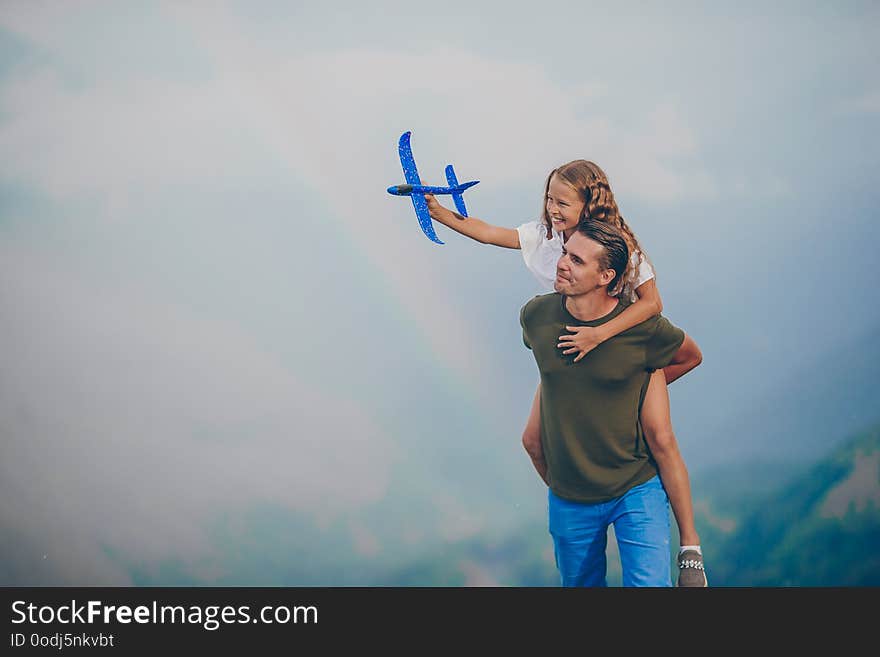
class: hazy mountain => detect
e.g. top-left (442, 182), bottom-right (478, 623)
top-left (698, 423), bottom-right (880, 586)
top-left (16, 322), bottom-right (874, 587)
top-left (375, 423), bottom-right (880, 586)
top-left (51, 420), bottom-right (876, 588)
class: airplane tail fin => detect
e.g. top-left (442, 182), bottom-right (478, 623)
top-left (445, 165), bottom-right (478, 217)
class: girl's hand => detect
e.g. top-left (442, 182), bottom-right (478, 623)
top-left (424, 194), bottom-right (460, 222)
top-left (558, 325), bottom-right (606, 362)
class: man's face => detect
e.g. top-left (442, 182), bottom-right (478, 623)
top-left (554, 231), bottom-right (615, 297)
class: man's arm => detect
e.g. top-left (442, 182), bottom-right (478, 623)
top-left (662, 333), bottom-right (702, 384)
top-left (522, 383), bottom-right (549, 486)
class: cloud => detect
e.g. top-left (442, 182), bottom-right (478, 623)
top-left (0, 2), bottom-right (91, 49)
top-left (0, 6), bottom-right (720, 387)
top-left (0, 243), bottom-right (392, 583)
top-left (837, 91), bottom-right (880, 114)
top-left (820, 451), bottom-right (880, 518)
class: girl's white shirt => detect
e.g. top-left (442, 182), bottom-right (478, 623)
top-left (516, 220), bottom-right (654, 302)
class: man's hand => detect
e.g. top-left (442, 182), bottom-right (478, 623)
top-left (558, 325), bottom-right (606, 363)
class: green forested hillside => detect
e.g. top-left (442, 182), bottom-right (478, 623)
top-left (699, 424), bottom-right (880, 586)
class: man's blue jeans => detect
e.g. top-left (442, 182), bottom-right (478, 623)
top-left (548, 475), bottom-right (671, 587)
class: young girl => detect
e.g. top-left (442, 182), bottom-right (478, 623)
top-left (424, 160), bottom-right (708, 586)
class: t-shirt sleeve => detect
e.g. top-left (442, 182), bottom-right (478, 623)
top-left (516, 220), bottom-right (542, 274)
top-left (645, 316), bottom-right (684, 371)
top-left (633, 250), bottom-right (656, 289)
top-left (520, 303), bottom-right (532, 350)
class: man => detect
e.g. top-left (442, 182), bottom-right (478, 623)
top-left (519, 220), bottom-right (694, 587)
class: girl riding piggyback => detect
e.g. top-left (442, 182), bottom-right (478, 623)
top-left (424, 160), bottom-right (708, 586)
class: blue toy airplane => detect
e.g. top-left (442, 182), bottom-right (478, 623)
top-left (387, 131), bottom-right (479, 244)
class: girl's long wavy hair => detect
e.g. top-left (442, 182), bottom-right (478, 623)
top-left (541, 160), bottom-right (650, 298)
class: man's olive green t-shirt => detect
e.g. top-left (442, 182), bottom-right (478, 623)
top-left (520, 293), bottom-right (685, 503)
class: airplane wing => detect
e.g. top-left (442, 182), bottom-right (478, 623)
top-left (398, 132), bottom-right (421, 186)
top-left (398, 131), bottom-right (443, 244)
top-left (410, 192), bottom-right (444, 245)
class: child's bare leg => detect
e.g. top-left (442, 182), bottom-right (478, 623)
top-left (640, 370), bottom-right (700, 547)
top-left (521, 383), bottom-right (549, 486)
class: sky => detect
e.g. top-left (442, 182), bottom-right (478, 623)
top-left (1, 1), bottom-right (878, 584)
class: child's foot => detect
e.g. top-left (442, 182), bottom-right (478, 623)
top-left (677, 549), bottom-right (708, 587)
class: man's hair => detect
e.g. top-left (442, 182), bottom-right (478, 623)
top-left (577, 219), bottom-right (629, 295)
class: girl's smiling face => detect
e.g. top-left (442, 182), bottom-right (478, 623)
top-left (545, 174), bottom-right (585, 237)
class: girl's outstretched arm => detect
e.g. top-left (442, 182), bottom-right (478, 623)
top-left (424, 194), bottom-right (520, 249)
top-left (558, 278), bottom-right (662, 362)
